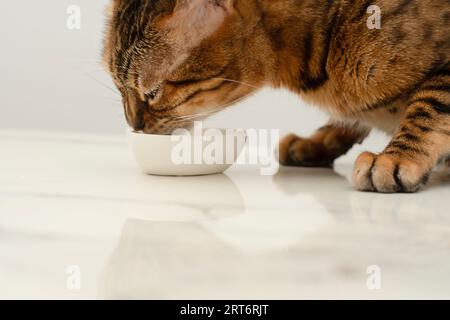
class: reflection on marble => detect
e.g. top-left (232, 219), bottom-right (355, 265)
top-left (0, 130), bottom-right (449, 299)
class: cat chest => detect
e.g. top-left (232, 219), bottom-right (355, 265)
top-left (300, 85), bottom-right (406, 134)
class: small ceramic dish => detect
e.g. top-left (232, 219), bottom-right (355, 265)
top-left (127, 128), bottom-right (247, 176)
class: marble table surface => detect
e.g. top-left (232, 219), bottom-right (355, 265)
top-left (1, 129), bottom-right (449, 299)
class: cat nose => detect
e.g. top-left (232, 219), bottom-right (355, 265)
top-left (123, 92), bottom-right (146, 131)
top-left (132, 110), bottom-right (145, 131)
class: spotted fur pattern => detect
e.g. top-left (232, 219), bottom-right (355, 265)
top-left (103, 0), bottom-right (450, 192)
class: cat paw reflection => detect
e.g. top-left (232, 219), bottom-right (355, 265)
top-left (273, 164), bottom-right (450, 223)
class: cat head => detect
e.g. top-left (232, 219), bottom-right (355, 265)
top-left (103, 0), bottom-right (269, 134)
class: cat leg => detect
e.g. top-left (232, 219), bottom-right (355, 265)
top-left (279, 122), bottom-right (370, 167)
top-left (353, 68), bottom-right (450, 193)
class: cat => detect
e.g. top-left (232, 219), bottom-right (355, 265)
top-left (103, 0), bottom-right (450, 193)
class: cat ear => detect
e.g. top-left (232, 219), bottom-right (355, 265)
top-left (164, 0), bottom-right (235, 49)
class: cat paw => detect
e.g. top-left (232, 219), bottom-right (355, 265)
top-left (278, 134), bottom-right (333, 167)
top-left (352, 151), bottom-right (431, 193)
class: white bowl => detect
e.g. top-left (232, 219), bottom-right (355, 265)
top-left (127, 128), bottom-right (247, 176)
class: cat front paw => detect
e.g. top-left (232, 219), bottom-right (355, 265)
top-left (352, 152), bottom-right (431, 193)
top-left (278, 134), bottom-right (333, 167)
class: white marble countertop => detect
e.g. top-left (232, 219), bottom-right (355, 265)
top-left (1, 129), bottom-right (449, 299)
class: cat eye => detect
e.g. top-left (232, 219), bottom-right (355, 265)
top-left (145, 88), bottom-right (159, 100)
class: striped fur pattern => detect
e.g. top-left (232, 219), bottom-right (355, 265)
top-left (103, 0), bottom-right (450, 193)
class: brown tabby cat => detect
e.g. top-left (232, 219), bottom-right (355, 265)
top-left (103, 0), bottom-right (450, 193)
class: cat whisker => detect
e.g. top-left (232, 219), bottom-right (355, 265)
top-left (85, 69), bottom-right (129, 79)
top-left (105, 97), bottom-right (123, 106)
top-left (169, 90), bottom-right (257, 123)
top-left (85, 73), bottom-right (121, 97)
top-left (212, 77), bottom-right (261, 89)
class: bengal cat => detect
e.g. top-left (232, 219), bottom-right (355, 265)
top-left (103, 0), bottom-right (450, 193)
